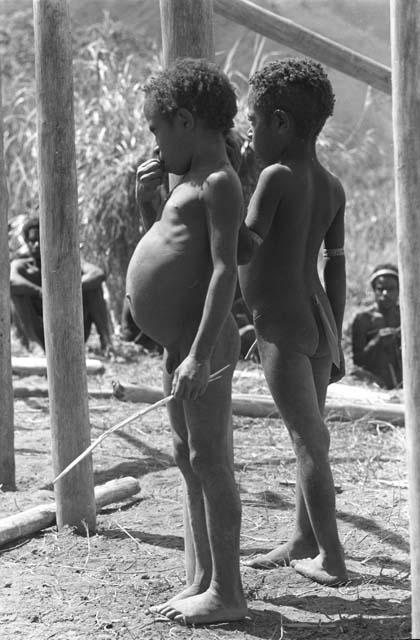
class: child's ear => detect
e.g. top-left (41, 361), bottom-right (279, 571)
top-left (176, 107), bottom-right (194, 130)
top-left (273, 109), bottom-right (291, 133)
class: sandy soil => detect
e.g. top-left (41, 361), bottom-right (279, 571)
top-left (0, 341), bottom-right (411, 639)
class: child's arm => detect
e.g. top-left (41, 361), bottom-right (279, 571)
top-left (323, 185), bottom-right (346, 382)
top-left (171, 172), bottom-right (242, 400)
top-left (237, 164), bottom-right (284, 264)
top-left (135, 158), bottom-right (166, 231)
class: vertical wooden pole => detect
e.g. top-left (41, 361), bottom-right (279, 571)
top-left (159, 0), bottom-right (215, 191)
top-left (159, 0), bottom-right (215, 67)
top-left (0, 62), bottom-right (15, 491)
top-left (33, 0), bottom-right (95, 532)
top-left (390, 1), bottom-right (420, 636)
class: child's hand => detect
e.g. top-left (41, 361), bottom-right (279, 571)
top-left (171, 355), bottom-right (211, 400)
top-left (135, 158), bottom-right (164, 206)
top-left (329, 343), bottom-right (345, 384)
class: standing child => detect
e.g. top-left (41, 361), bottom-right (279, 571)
top-left (126, 59), bottom-right (247, 624)
top-left (238, 57), bottom-right (348, 586)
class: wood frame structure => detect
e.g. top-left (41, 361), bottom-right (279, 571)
top-left (390, 1), bottom-right (420, 635)
top-left (214, 0), bottom-right (391, 94)
top-left (33, 0), bottom-right (95, 532)
top-left (0, 62), bottom-right (15, 491)
top-left (2, 2), bottom-right (418, 632)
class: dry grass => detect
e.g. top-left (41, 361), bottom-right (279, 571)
top-left (0, 347), bottom-right (411, 639)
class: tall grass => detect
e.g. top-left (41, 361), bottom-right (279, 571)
top-left (3, 13), bottom-right (396, 326)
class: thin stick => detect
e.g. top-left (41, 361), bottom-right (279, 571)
top-left (244, 338), bottom-right (258, 361)
top-left (53, 365), bottom-right (231, 484)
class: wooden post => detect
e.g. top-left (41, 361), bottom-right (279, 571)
top-left (33, 0), bottom-right (95, 532)
top-left (214, 0), bottom-right (391, 95)
top-left (390, 1), bottom-right (420, 636)
top-left (0, 62), bottom-right (15, 491)
top-left (159, 0), bottom-right (215, 66)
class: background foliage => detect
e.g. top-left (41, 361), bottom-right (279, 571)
top-left (3, 8), bottom-right (396, 324)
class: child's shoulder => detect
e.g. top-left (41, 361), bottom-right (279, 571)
top-left (257, 162), bottom-right (292, 191)
top-left (201, 164), bottom-right (243, 209)
top-left (321, 165), bottom-right (345, 204)
top-left (203, 163), bottom-right (242, 192)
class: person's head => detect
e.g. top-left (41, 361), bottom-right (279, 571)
top-left (370, 263), bottom-right (399, 312)
top-left (224, 128), bottom-right (244, 173)
top-left (247, 57), bottom-right (335, 163)
top-left (22, 217), bottom-right (40, 260)
top-left (143, 58), bottom-right (237, 174)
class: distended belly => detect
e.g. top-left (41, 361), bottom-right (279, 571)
top-left (126, 234), bottom-right (207, 348)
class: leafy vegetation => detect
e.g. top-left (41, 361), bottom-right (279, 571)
top-left (3, 11), bottom-right (396, 323)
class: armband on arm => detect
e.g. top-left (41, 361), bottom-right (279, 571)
top-left (323, 247), bottom-right (345, 258)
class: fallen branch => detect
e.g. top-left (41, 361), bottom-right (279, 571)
top-left (113, 382), bottom-right (405, 425)
top-left (0, 477), bottom-right (140, 547)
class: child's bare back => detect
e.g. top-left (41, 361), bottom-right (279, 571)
top-left (240, 160), bottom-right (344, 362)
top-left (238, 57), bottom-right (347, 586)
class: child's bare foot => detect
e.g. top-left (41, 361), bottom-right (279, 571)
top-left (244, 540), bottom-right (318, 569)
top-left (149, 583), bottom-right (208, 614)
top-left (291, 554), bottom-right (348, 586)
top-left (155, 588), bottom-right (248, 625)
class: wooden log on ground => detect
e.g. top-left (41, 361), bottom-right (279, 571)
top-left (13, 385), bottom-right (113, 399)
top-left (12, 356), bottom-right (105, 377)
top-left (214, 0), bottom-right (391, 95)
top-left (390, 1), bottom-right (420, 634)
top-left (33, 0), bottom-right (95, 533)
top-left (0, 477), bottom-right (140, 547)
top-left (112, 382), bottom-right (405, 425)
top-left (0, 60), bottom-right (15, 490)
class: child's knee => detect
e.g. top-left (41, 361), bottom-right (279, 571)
top-left (173, 437), bottom-right (190, 471)
top-left (290, 421), bottom-right (330, 458)
top-left (189, 445), bottom-right (225, 480)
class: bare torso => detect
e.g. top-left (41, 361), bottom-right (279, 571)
top-left (126, 181), bottom-right (211, 349)
top-left (239, 161), bottom-right (344, 355)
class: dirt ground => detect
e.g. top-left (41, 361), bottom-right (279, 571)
top-left (0, 339), bottom-right (411, 640)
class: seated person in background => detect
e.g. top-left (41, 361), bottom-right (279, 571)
top-left (351, 263), bottom-right (402, 389)
top-left (10, 217), bottom-right (113, 354)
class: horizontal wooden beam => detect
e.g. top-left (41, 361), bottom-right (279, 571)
top-left (12, 356), bottom-right (105, 377)
top-left (214, 0), bottom-right (391, 94)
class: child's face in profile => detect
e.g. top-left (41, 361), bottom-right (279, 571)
top-left (144, 97), bottom-right (192, 175)
top-left (247, 94), bottom-right (275, 164)
top-left (373, 275), bottom-right (399, 312)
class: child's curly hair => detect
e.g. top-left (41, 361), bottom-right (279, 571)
top-left (249, 57), bottom-right (335, 138)
top-left (143, 58), bottom-right (237, 132)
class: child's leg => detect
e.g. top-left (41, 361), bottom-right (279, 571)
top-left (150, 359), bottom-right (212, 613)
top-left (82, 286), bottom-right (112, 349)
top-left (11, 295), bottom-right (45, 350)
top-left (290, 353), bottom-right (346, 584)
top-left (252, 339), bottom-right (347, 585)
top-left (159, 315), bottom-right (247, 624)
